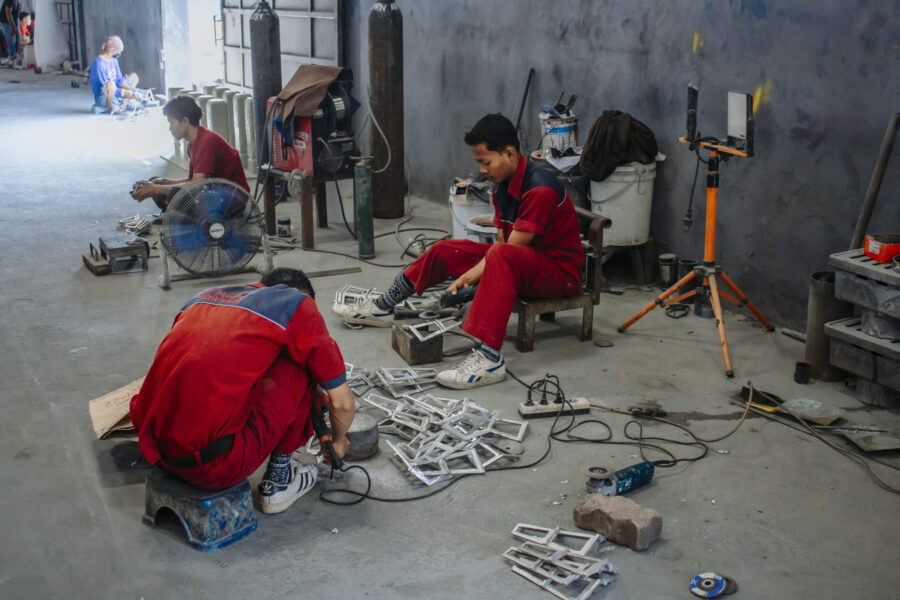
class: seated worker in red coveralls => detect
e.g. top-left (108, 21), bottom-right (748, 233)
top-left (131, 95), bottom-right (249, 215)
top-left (333, 113), bottom-right (584, 390)
top-left (130, 268), bottom-right (355, 514)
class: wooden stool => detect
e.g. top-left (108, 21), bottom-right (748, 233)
top-left (513, 291), bottom-right (594, 352)
top-left (143, 467), bottom-right (258, 552)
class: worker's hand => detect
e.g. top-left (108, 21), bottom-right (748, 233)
top-left (448, 272), bottom-right (478, 294)
top-left (322, 436), bottom-right (350, 465)
top-left (131, 181), bottom-right (155, 202)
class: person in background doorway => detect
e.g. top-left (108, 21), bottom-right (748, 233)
top-left (89, 35), bottom-right (140, 113)
top-left (0, 0), bottom-right (21, 63)
top-left (17, 11), bottom-right (31, 46)
top-left (131, 95), bottom-right (249, 215)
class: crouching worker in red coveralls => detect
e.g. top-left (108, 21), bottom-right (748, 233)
top-left (333, 113), bottom-right (584, 390)
top-left (131, 268), bottom-right (355, 514)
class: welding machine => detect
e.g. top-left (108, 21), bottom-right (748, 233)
top-left (268, 68), bottom-right (356, 180)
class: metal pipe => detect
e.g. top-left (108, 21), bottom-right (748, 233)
top-left (249, 0), bottom-right (282, 167)
top-left (850, 112), bottom-right (900, 249)
top-left (515, 68), bottom-right (535, 133)
top-left (243, 95), bottom-right (257, 172)
top-left (803, 271), bottom-right (853, 381)
top-left (369, 0), bottom-right (404, 218)
top-left (355, 160), bottom-right (375, 259)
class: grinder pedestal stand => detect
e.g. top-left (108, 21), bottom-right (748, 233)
top-left (617, 143), bottom-right (774, 377)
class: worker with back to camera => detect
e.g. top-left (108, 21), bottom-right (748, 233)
top-left (333, 113), bottom-right (585, 390)
top-left (131, 95), bottom-right (249, 215)
top-left (89, 36), bottom-right (141, 113)
top-left (130, 268), bottom-right (356, 514)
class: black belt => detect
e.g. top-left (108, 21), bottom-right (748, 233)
top-left (162, 434), bottom-right (235, 469)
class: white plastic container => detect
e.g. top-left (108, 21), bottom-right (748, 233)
top-left (589, 162), bottom-right (657, 246)
top-left (448, 187), bottom-right (491, 240)
top-left (466, 214), bottom-right (498, 244)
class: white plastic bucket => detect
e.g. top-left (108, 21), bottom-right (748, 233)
top-left (466, 214), bottom-right (498, 244)
top-left (448, 187), bottom-right (491, 240)
top-left (589, 162), bottom-right (657, 246)
top-left (539, 113), bottom-right (578, 152)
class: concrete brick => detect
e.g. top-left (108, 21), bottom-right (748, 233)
top-left (573, 494), bottom-right (662, 551)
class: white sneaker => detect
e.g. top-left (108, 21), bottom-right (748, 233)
top-left (436, 350), bottom-right (507, 390)
top-left (258, 460), bottom-right (318, 514)
top-left (331, 297), bottom-right (394, 328)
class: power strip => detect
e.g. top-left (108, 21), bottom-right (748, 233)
top-left (517, 396), bottom-right (591, 419)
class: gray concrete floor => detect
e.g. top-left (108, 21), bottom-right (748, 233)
top-left (2, 71), bottom-right (899, 600)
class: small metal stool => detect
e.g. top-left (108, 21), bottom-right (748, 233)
top-left (100, 235), bottom-right (150, 273)
top-left (143, 467), bottom-right (258, 552)
top-left (513, 291), bottom-right (594, 352)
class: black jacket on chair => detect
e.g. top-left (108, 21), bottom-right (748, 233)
top-left (578, 110), bottom-right (658, 182)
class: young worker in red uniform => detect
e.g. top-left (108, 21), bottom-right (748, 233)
top-left (131, 95), bottom-right (249, 213)
top-left (333, 113), bottom-right (584, 390)
top-left (131, 268), bottom-right (355, 514)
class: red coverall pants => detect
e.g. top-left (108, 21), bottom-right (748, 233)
top-left (166, 356), bottom-right (315, 489)
top-left (403, 240), bottom-right (582, 350)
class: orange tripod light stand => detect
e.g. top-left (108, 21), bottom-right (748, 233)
top-left (617, 87), bottom-right (774, 377)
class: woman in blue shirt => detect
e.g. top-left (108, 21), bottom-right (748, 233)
top-left (89, 36), bottom-right (140, 113)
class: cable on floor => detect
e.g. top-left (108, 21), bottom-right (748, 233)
top-left (722, 378), bottom-right (900, 494)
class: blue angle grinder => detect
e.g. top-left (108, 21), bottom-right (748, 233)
top-left (585, 462), bottom-right (655, 495)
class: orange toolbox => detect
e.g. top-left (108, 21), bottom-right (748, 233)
top-left (863, 234), bottom-right (900, 263)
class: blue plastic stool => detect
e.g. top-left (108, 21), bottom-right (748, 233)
top-left (143, 467), bottom-right (258, 552)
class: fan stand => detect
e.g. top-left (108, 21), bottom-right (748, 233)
top-left (158, 232), bottom-right (275, 290)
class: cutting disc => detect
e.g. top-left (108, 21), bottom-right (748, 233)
top-left (689, 572), bottom-right (737, 598)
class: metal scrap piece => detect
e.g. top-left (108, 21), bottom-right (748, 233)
top-left (510, 524), bottom-right (603, 555)
top-left (403, 317), bottom-right (460, 341)
top-left (511, 564), bottom-right (610, 600)
top-left (487, 418), bottom-right (529, 442)
top-left (505, 523), bottom-right (615, 599)
top-left (333, 284), bottom-right (382, 305)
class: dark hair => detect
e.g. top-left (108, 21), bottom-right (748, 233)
top-left (260, 268), bottom-right (315, 298)
top-left (464, 113), bottom-right (519, 153)
top-left (163, 95), bottom-right (202, 126)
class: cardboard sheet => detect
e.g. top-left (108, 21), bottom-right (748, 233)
top-left (88, 377), bottom-right (143, 439)
top-left (277, 64), bottom-right (344, 120)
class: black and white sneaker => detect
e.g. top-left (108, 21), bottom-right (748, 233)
top-left (331, 297), bottom-right (394, 328)
top-left (258, 460), bottom-right (318, 514)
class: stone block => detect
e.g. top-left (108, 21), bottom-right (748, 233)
top-left (573, 494), bottom-right (662, 551)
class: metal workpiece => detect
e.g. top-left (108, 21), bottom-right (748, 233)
top-left (374, 367), bottom-right (438, 398)
top-left (117, 215), bottom-right (151, 236)
top-left (362, 389), bottom-right (528, 485)
top-left (505, 524), bottom-right (616, 600)
top-left (334, 284), bottom-right (382, 307)
top-left (403, 317), bottom-right (460, 342)
top-left (344, 362), bottom-right (374, 392)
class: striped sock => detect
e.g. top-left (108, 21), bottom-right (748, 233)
top-left (267, 452), bottom-right (292, 484)
top-left (374, 274), bottom-right (415, 310)
top-left (478, 343), bottom-right (501, 363)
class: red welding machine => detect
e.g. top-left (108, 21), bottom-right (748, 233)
top-left (268, 68), bottom-right (356, 180)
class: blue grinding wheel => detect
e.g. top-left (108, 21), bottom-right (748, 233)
top-left (690, 572), bottom-right (737, 598)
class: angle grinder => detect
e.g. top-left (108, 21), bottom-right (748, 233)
top-left (584, 461), bottom-right (655, 496)
top-left (440, 285), bottom-right (478, 308)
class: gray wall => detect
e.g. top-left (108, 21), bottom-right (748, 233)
top-left (82, 0), bottom-right (187, 92)
top-left (344, 0), bottom-right (900, 328)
